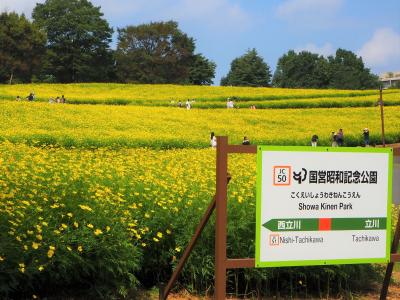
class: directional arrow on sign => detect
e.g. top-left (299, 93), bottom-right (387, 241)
top-left (263, 217), bottom-right (386, 232)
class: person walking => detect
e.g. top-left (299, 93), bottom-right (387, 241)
top-left (331, 132), bottom-right (338, 147)
top-left (311, 134), bottom-right (318, 147)
top-left (242, 136), bottom-right (250, 145)
top-left (61, 95), bottom-right (66, 103)
top-left (16, 95), bottom-right (21, 101)
top-left (210, 132), bottom-right (217, 148)
top-left (337, 129), bottom-right (344, 146)
top-left (186, 99), bottom-right (191, 110)
top-left (363, 128), bottom-right (370, 147)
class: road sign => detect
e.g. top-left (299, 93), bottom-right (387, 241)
top-left (256, 146), bottom-right (393, 267)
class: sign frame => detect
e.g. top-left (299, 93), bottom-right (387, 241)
top-left (256, 145), bottom-right (393, 268)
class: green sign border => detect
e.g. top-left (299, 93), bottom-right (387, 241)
top-left (255, 146), bottom-right (393, 268)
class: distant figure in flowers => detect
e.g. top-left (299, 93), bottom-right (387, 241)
top-left (26, 92), bottom-right (34, 101)
top-left (16, 95), bottom-right (21, 101)
top-left (61, 95), bottom-right (66, 103)
top-left (186, 99), bottom-right (191, 110)
top-left (210, 132), bottom-right (217, 148)
top-left (363, 128), bottom-right (370, 147)
top-left (56, 96), bottom-right (60, 103)
top-left (242, 136), bottom-right (250, 145)
top-left (331, 132), bottom-right (338, 147)
top-left (178, 101), bottom-right (182, 108)
top-left (336, 128), bottom-right (344, 146)
top-left (227, 98), bottom-right (234, 109)
top-left (311, 134), bottom-right (318, 147)
top-left (49, 97), bottom-right (54, 104)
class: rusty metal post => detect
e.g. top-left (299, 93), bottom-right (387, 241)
top-left (160, 196), bottom-right (217, 299)
top-left (215, 136), bottom-right (228, 299)
top-left (380, 208), bottom-right (400, 299)
top-left (379, 87), bottom-right (386, 147)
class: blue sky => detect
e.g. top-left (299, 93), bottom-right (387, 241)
top-left (2, 0), bottom-right (400, 84)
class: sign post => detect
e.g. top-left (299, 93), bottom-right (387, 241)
top-left (160, 139), bottom-right (399, 300)
top-left (256, 146), bottom-right (393, 267)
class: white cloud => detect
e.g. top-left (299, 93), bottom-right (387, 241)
top-left (295, 43), bottom-right (335, 57)
top-left (358, 28), bottom-right (400, 68)
top-left (277, 0), bottom-right (343, 18)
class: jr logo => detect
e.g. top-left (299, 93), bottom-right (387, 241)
top-left (269, 234), bottom-right (280, 246)
top-left (273, 166), bottom-right (291, 186)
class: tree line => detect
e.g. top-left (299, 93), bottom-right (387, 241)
top-left (0, 0), bottom-right (379, 89)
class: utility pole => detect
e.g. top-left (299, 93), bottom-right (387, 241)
top-left (379, 86), bottom-right (386, 147)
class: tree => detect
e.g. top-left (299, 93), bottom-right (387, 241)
top-left (188, 54), bottom-right (216, 85)
top-left (328, 48), bottom-right (379, 89)
top-left (0, 12), bottom-right (46, 84)
top-left (116, 21), bottom-right (197, 84)
top-left (221, 49), bottom-right (271, 87)
top-left (32, 0), bottom-right (114, 83)
top-left (273, 50), bottom-right (329, 88)
top-left (273, 48), bottom-right (379, 89)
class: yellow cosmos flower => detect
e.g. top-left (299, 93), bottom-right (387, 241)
top-left (47, 246), bottom-right (55, 258)
top-left (94, 229), bottom-right (103, 235)
top-left (32, 242), bottom-right (40, 249)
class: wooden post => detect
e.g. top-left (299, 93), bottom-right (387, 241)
top-left (379, 87), bottom-right (386, 147)
top-left (215, 136), bottom-right (228, 299)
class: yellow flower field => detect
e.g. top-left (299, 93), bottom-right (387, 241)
top-left (1, 83), bottom-right (399, 108)
top-left (1, 84), bottom-right (399, 297)
top-left (1, 101), bottom-right (399, 148)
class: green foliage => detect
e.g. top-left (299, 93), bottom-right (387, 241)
top-left (273, 49), bottom-right (380, 90)
top-left (221, 49), bottom-right (272, 87)
top-left (116, 21), bottom-right (196, 84)
top-left (328, 49), bottom-right (380, 89)
top-left (0, 12), bottom-right (46, 84)
top-left (32, 0), bottom-right (114, 83)
top-left (273, 50), bottom-right (329, 88)
top-left (188, 54), bottom-right (216, 85)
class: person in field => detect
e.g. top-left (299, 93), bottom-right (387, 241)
top-left (49, 97), bottom-right (54, 104)
top-left (16, 95), bottom-right (21, 101)
top-left (61, 95), bottom-right (66, 103)
top-left (186, 99), bottom-right (191, 110)
top-left (337, 128), bottom-right (344, 146)
top-left (242, 136), bottom-right (250, 145)
top-left (331, 132), bottom-right (338, 147)
top-left (227, 98), bottom-right (234, 109)
top-left (210, 132), bottom-right (217, 148)
top-left (178, 101), bottom-right (182, 108)
top-left (26, 92), bottom-right (34, 101)
top-left (311, 134), bottom-right (318, 147)
top-left (55, 96), bottom-right (60, 103)
top-left (363, 128), bottom-right (370, 147)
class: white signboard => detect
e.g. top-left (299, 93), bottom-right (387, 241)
top-left (256, 146), bottom-right (393, 267)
